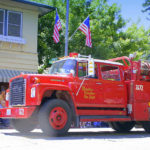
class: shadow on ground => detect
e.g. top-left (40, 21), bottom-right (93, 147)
top-left (2, 128), bottom-right (150, 141)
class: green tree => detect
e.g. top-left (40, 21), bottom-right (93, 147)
top-left (31, 0), bottom-right (150, 73)
top-left (143, 0), bottom-right (150, 13)
top-left (31, 0), bottom-right (126, 72)
top-left (112, 24), bottom-right (150, 60)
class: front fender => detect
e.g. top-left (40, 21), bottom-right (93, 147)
top-left (36, 83), bottom-right (78, 127)
top-left (36, 83), bottom-right (74, 105)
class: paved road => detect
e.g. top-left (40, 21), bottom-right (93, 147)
top-left (0, 128), bottom-right (150, 150)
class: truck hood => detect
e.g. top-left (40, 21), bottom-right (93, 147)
top-left (10, 73), bottom-right (75, 85)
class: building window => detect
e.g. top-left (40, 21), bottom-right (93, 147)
top-left (0, 9), bottom-right (4, 35)
top-left (7, 11), bottom-right (22, 37)
top-left (0, 9), bottom-right (22, 37)
top-left (0, 9), bottom-right (25, 44)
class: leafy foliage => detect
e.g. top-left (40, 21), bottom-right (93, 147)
top-left (143, 0), bottom-right (150, 13)
top-left (30, 0), bottom-right (150, 72)
top-left (112, 24), bottom-right (150, 60)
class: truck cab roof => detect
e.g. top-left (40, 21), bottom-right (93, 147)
top-left (55, 57), bottom-right (123, 66)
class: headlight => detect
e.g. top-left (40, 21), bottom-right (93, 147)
top-left (31, 87), bottom-right (36, 98)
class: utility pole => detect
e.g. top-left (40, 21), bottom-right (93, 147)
top-left (65, 0), bottom-right (69, 56)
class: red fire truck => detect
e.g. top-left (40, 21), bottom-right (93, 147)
top-left (0, 53), bottom-right (150, 136)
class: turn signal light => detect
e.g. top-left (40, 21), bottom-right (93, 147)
top-left (32, 77), bottom-right (40, 84)
top-left (35, 77), bottom-right (40, 84)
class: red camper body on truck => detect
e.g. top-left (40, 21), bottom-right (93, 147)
top-left (1, 53), bottom-right (150, 136)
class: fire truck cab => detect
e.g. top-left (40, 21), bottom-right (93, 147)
top-left (0, 53), bottom-right (150, 136)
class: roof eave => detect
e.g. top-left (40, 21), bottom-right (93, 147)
top-left (11, 0), bottom-right (56, 16)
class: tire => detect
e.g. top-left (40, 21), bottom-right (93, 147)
top-left (11, 117), bottom-right (38, 133)
top-left (109, 121), bottom-right (135, 132)
top-left (38, 99), bottom-right (72, 136)
top-left (141, 121), bottom-right (150, 133)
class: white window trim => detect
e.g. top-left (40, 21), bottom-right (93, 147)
top-left (0, 9), bottom-right (25, 44)
top-left (0, 35), bottom-right (26, 44)
top-left (7, 10), bottom-right (23, 37)
top-left (0, 9), bottom-right (5, 36)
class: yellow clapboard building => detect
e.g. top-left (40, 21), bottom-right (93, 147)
top-left (0, 0), bottom-right (55, 88)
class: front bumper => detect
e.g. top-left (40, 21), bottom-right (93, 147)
top-left (0, 107), bottom-right (36, 118)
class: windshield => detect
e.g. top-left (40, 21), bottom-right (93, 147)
top-left (49, 59), bottom-right (77, 76)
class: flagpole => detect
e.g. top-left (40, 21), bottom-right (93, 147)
top-left (65, 0), bottom-right (69, 56)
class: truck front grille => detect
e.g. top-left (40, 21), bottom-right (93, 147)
top-left (10, 77), bottom-right (26, 106)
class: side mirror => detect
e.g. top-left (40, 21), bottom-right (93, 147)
top-left (88, 58), bottom-right (95, 76)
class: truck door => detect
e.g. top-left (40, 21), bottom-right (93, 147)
top-left (100, 65), bottom-right (126, 108)
top-left (75, 62), bottom-right (104, 107)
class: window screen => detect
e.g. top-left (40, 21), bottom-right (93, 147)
top-left (101, 65), bottom-right (121, 81)
top-left (7, 11), bottom-right (22, 37)
top-left (0, 10), bottom-right (4, 35)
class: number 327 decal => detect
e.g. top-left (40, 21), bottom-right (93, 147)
top-left (136, 85), bottom-right (143, 91)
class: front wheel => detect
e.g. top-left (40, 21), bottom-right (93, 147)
top-left (109, 121), bottom-right (135, 132)
top-left (11, 117), bottom-right (38, 133)
top-left (38, 99), bottom-right (72, 136)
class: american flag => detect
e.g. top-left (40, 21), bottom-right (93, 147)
top-left (79, 16), bottom-right (92, 48)
top-left (53, 11), bottom-right (62, 43)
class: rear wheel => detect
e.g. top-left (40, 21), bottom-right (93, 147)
top-left (109, 121), bottom-right (135, 132)
top-left (38, 99), bottom-right (72, 136)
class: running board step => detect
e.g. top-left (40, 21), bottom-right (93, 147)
top-left (80, 115), bottom-right (130, 120)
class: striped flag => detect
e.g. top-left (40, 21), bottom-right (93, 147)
top-left (79, 16), bottom-right (92, 48)
top-left (53, 11), bottom-right (62, 43)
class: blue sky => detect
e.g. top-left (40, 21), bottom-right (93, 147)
top-left (108, 0), bottom-right (150, 30)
